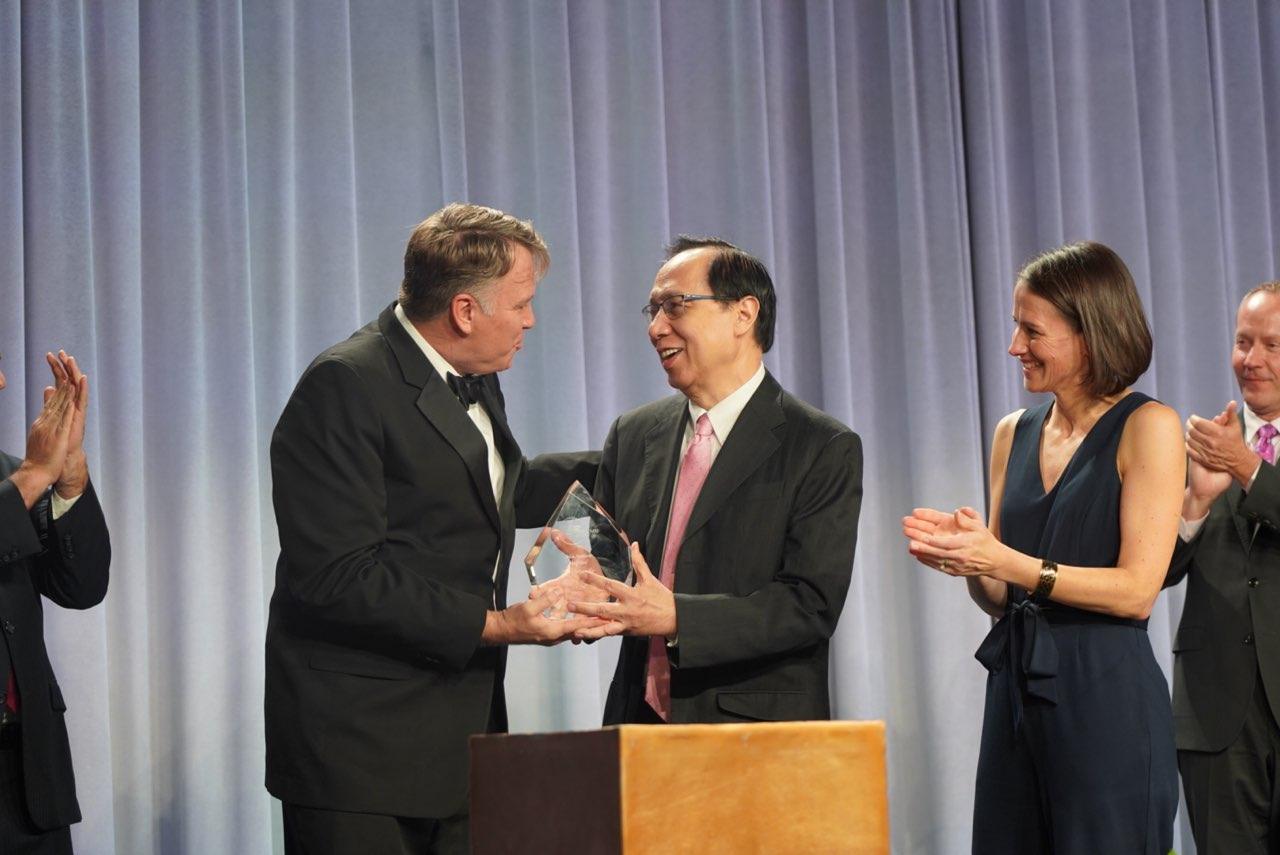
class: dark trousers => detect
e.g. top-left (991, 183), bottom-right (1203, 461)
top-left (1179, 672), bottom-right (1280, 855)
top-left (0, 728), bottom-right (73, 855)
top-left (283, 802), bottom-right (468, 855)
top-left (972, 622), bottom-right (1178, 854)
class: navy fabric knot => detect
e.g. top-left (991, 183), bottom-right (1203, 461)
top-left (446, 372), bottom-right (485, 408)
top-left (975, 598), bottom-right (1059, 736)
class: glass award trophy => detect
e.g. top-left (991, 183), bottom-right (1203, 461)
top-left (523, 481), bottom-right (633, 618)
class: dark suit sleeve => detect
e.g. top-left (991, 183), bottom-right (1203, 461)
top-left (593, 421), bottom-right (620, 520)
top-left (0, 474), bottom-right (109, 610)
top-left (672, 430), bottom-right (862, 669)
top-left (1168, 465), bottom-right (1280, 590)
top-left (1165, 528), bottom-right (1199, 589)
top-left (514, 450), bottom-right (602, 529)
top-left (271, 358), bottom-right (488, 670)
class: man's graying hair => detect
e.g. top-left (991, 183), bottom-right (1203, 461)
top-left (399, 203), bottom-right (549, 321)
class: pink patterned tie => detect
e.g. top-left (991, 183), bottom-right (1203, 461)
top-left (645, 413), bottom-right (716, 721)
top-left (1256, 423), bottom-right (1278, 465)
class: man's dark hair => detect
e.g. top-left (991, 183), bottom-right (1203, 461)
top-left (665, 235), bottom-right (776, 353)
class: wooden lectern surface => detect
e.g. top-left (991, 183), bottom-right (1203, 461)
top-left (471, 720), bottom-right (888, 854)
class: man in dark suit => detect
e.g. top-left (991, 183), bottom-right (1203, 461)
top-left (265, 203), bottom-right (599, 854)
top-left (0, 350), bottom-right (109, 853)
top-left (572, 238), bottom-right (862, 724)
top-left (1167, 282), bottom-right (1280, 854)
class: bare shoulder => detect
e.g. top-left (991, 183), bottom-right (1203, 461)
top-left (1119, 400), bottom-right (1184, 468)
top-left (991, 409), bottom-right (1025, 460)
top-left (1123, 400), bottom-right (1182, 443)
top-left (988, 409), bottom-right (1026, 485)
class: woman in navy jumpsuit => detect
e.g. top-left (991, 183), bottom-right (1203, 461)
top-left (904, 241), bottom-right (1182, 854)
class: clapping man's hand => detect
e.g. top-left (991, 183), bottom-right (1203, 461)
top-left (10, 352), bottom-right (83, 509)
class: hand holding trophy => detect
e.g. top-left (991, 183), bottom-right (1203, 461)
top-left (524, 481), bottom-right (633, 619)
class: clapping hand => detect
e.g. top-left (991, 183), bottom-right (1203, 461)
top-left (50, 351), bottom-right (89, 499)
top-left (1186, 400), bottom-right (1253, 481)
top-left (903, 506), bottom-right (1012, 579)
top-left (10, 352), bottom-right (87, 508)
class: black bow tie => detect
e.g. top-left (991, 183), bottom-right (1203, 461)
top-left (446, 372), bottom-right (485, 408)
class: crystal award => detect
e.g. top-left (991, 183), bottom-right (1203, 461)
top-left (523, 481), bottom-right (633, 618)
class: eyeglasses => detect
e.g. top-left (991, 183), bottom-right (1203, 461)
top-left (641, 294), bottom-right (736, 323)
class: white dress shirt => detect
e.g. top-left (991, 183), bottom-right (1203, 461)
top-left (395, 303), bottom-right (504, 504)
top-left (50, 491), bottom-right (78, 520)
top-left (673, 363), bottom-right (767, 473)
top-left (395, 303), bottom-right (505, 590)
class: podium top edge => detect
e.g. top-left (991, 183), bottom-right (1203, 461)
top-left (472, 720), bottom-right (887, 743)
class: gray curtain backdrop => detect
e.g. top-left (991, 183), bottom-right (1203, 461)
top-left (2, 1), bottom-right (1277, 852)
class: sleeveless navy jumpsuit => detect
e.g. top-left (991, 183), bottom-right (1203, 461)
top-left (971, 393), bottom-right (1178, 854)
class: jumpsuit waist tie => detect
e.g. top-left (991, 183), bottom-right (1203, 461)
top-left (975, 597), bottom-right (1148, 738)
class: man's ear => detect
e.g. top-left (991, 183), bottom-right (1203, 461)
top-left (734, 295), bottom-right (760, 338)
top-left (450, 293), bottom-right (480, 335)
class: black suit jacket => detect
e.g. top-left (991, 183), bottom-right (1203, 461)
top-left (264, 303), bottom-right (596, 819)
top-left (597, 372), bottom-right (862, 724)
top-left (1167, 428), bottom-right (1280, 753)
top-left (0, 455), bottom-right (109, 830)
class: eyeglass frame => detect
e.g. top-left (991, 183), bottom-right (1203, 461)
top-left (641, 293), bottom-right (738, 323)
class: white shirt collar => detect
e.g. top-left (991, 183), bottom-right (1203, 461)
top-left (394, 302), bottom-right (461, 383)
top-left (687, 363), bottom-right (766, 442)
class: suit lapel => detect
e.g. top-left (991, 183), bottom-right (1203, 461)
top-left (379, 305), bottom-right (501, 531)
top-left (682, 374), bottom-right (783, 543)
top-left (1228, 485), bottom-right (1254, 552)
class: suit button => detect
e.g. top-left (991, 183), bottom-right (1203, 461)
top-left (1250, 578), bottom-right (1261, 588)
top-left (1, 621), bottom-right (13, 636)
top-left (1244, 634), bottom-right (1256, 645)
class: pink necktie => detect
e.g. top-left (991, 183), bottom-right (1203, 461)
top-left (1256, 423), bottom-right (1278, 465)
top-left (645, 414), bottom-right (715, 721)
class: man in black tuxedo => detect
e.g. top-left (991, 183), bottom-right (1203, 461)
top-left (265, 204), bottom-right (599, 854)
top-left (572, 238), bottom-right (862, 724)
top-left (0, 350), bottom-right (109, 853)
top-left (1168, 282), bottom-right (1280, 854)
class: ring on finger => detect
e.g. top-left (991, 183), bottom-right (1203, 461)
top-left (940, 559), bottom-right (950, 572)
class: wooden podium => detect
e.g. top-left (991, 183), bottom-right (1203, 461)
top-left (470, 721), bottom-right (889, 854)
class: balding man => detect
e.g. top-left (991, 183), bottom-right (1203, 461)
top-left (1168, 282), bottom-right (1280, 854)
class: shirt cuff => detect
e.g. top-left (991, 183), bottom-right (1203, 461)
top-left (1178, 512), bottom-right (1209, 542)
top-left (50, 490), bottom-right (81, 521)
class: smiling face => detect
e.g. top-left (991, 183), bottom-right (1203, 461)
top-left (647, 247), bottom-right (758, 408)
top-left (1233, 290), bottom-right (1280, 421)
top-left (1008, 280), bottom-right (1090, 395)
top-left (456, 243), bottom-right (538, 374)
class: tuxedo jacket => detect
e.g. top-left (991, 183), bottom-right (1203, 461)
top-left (265, 303), bottom-right (597, 819)
top-left (0, 455), bottom-right (109, 830)
top-left (1167, 430), bottom-right (1280, 753)
top-left (598, 372), bottom-right (862, 725)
